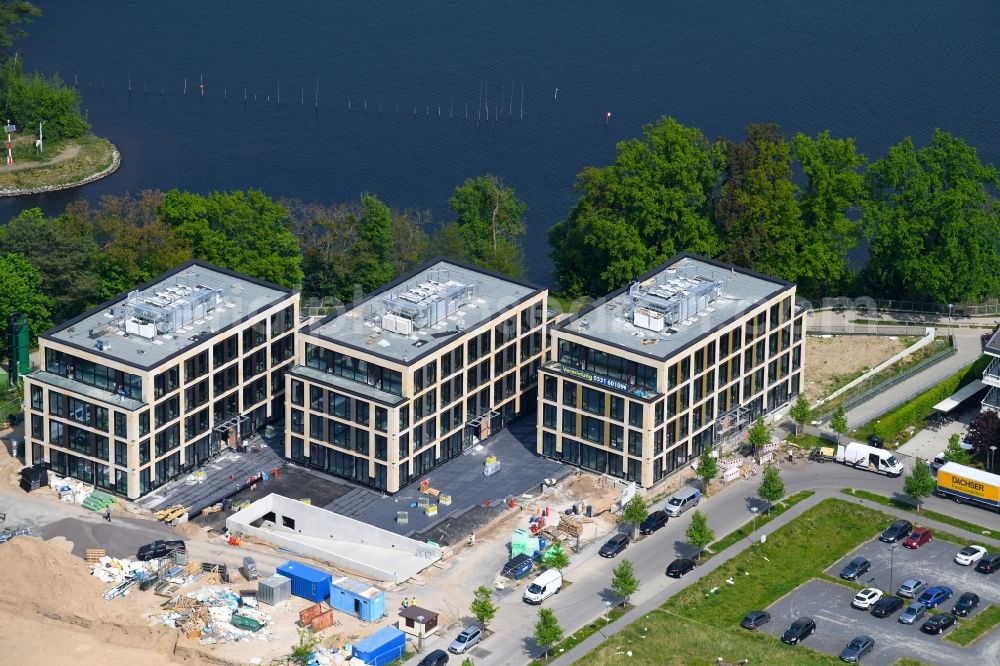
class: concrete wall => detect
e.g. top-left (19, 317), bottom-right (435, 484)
top-left (226, 493), bottom-right (442, 582)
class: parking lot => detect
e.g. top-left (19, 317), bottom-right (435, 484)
top-left (757, 536), bottom-right (1000, 666)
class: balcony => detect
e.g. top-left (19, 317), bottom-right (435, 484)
top-left (982, 386), bottom-right (1000, 414)
top-left (984, 357), bottom-right (1000, 389)
top-left (541, 361), bottom-right (660, 400)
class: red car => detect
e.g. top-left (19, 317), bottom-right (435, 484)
top-left (903, 528), bottom-right (932, 549)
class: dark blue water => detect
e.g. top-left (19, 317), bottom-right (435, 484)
top-left (6, 1), bottom-right (1000, 284)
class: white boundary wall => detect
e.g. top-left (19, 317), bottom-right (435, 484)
top-left (226, 493), bottom-right (442, 582)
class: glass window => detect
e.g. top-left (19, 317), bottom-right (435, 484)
top-left (628, 402), bottom-right (643, 428)
top-left (563, 382), bottom-right (577, 407)
top-left (582, 387), bottom-right (604, 414)
top-left (114, 412), bottom-right (127, 438)
top-left (30, 385), bottom-right (43, 410)
top-left (581, 416), bottom-right (603, 443)
top-left (543, 404), bottom-right (557, 428)
top-left (291, 379), bottom-right (304, 406)
top-left (375, 407), bottom-right (388, 432)
top-left (561, 410), bottom-right (576, 435)
top-left (31, 413), bottom-right (43, 439)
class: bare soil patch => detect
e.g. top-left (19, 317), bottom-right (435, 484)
top-left (804, 334), bottom-right (913, 402)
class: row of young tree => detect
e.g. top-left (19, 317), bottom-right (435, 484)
top-left (549, 117), bottom-right (1000, 304)
top-left (0, 175), bottom-right (527, 346)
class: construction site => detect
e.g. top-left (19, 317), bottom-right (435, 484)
top-left (0, 412), bottom-right (673, 666)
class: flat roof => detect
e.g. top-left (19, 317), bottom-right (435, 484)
top-left (307, 259), bottom-right (543, 365)
top-left (932, 379), bottom-right (986, 413)
top-left (399, 605), bottom-right (438, 620)
top-left (557, 254), bottom-right (793, 362)
top-left (43, 260), bottom-right (295, 370)
top-left (985, 327), bottom-right (1000, 356)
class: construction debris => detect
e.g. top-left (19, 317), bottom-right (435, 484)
top-left (159, 586), bottom-right (275, 644)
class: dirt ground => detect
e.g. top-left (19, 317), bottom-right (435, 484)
top-left (803, 334), bottom-right (912, 402)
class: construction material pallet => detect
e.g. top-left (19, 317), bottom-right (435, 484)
top-left (155, 504), bottom-right (189, 522)
top-left (82, 492), bottom-right (116, 512)
top-left (86, 548), bottom-right (106, 563)
top-left (154, 581), bottom-right (182, 597)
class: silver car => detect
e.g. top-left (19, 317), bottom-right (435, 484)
top-left (897, 578), bottom-right (927, 599)
top-left (898, 602), bottom-right (927, 624)
top-left (448, 625), bottom-right (482, 654)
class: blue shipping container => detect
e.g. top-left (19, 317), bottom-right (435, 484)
top-left (276, 560), bottom-right (331, 603)
top-left (330, 576), bottom-right (386, 622)
top-left (352, 626), bottom-right (406, 666)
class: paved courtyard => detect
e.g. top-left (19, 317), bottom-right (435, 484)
top-left (324, 414), bottom-right (570, 542)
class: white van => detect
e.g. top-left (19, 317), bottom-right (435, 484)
top-left (664, 487), bottom-right (701, 518)
top-left (523, 569), bottom-right (563, 605)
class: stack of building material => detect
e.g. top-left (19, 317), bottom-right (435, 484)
top-left (81, 491), bottom-right (116, 512)
top-left (510, 528), bottom-right (530, 557)
top-left (484, 455), bottom-right (500, 476)
top-left (557, 514), bottom-right (583, 537)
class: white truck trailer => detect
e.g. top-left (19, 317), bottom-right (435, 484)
top-left (835, 442), bottom-right (904, 477)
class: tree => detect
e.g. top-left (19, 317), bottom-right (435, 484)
top-left (748, 415), bottom-right (772, 456)
top-left (0, 252), bottom-right (53, 346)
top-left (791, 131), bottom-right (867, 295)
top-left (757, 465), bottom-right (785, 511)
top-left (943, 433), bottom-right (971, 466)
top-left (965, 410), bottom-right (1000, 462)
top-left (1, 62), bottom-right (89, 142)
top-left (290, 626), bottom-right (320, 666)
top-left (685, 510), bottom-right (715, 559)
top-left (788, 394), bottom-right (811, 434)
top-left (532, 608), bottom-right (563, 659)
top-left (694, 449), bottom-right (718, 495)
top-left (549, 116), bottom-right (725, 297)
top-left (352, 193), bottom-right (396, 294)
top-left (717, 124), bottom-right (808, 283)
top-left (1, 207), bottom-right (100, 321)
top-left (903, 458), bottom-right (936, 512)
top-left (618, 494), bottom-right (649, 538)
top-left (448, 174), bottom-right (527, 276)
top-left (462, 659), bottom-right (475, 666)
top-left (861, 130), bottom-right (1000, 303)
top-left (830, 406), bottom-right (848, 444)
top-left (159, 189), bottom-right (303, 288)
top-left (0, 1), bottom-right (40, 54)
top-left (469, 585), bottom-right (497, 630)
top-left (543, 540), bottom-right (571, 572)
top-left (610, 558), bottom-right (639, 606)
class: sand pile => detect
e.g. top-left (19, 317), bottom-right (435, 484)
top-left (0, 536), bottom-right (184, 663)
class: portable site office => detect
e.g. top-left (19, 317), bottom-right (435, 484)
top-left (330, 575), bottom-right (386, 622)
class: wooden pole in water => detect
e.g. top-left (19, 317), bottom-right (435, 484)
top-left (509, 79), bottom-right (514, 116)
top-left (301, 80), bottom-right (304, 107)
top-left (244, 88), bottom-right (247, 103)
top-left (224, 87), bottom-right (227, 102)
top-left (128, 70), bottom-right (132, 95)
top-left (143, 83), bottom-right (148, 96)
top-left (315, 79), bottom-right (319, 108)
top-left (485, 81), bottom-right (489, 121)
top-left (499, 85), bottom-right (504, 120)
top-left (183, 77), bottom-right (187, 96)
top-left (520, 83), bottom-right (524, 119)
top-left (450, 97), bottom-right (453, 117)
top-left (200, 73), bottom-right (204, 97)
top-left (277, 80), bottom-right (280, 104)
top-left (465, 102), bottom-right (468, 120)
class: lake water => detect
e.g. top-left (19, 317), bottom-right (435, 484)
top-left (6, 1), bottom-right (1000, 284)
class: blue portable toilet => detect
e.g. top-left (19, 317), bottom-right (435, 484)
top-left (330, 575), bottom-right (386, 622)
top-left (352, 626), bottom-right (406, 666)
top-left (276, 561), bottom-right (331, 603)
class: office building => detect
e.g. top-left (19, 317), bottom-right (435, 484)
top-left (23, 260), bottom-right (299, 499)
top-left (286, 259), bottom-right (547, 492)
top-left (538, 254), bottom-right (805, 488)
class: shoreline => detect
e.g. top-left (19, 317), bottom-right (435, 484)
top-left (0, 142), bottom-right (121, 197)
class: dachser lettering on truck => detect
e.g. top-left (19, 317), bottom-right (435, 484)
top-left (939, 472), bottom-right (999, 502)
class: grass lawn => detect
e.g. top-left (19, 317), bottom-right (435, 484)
top-left (840, 488), bottom-right (995, 539)
top-left (786, 433), bottom-right (827, 450)
top-left (0, 134), bottom-right (116, 190)
top-left (703, 490), bottom-right (815, 558)
top-left (530, 605), bottom-right (630, 665)
top-left (945, 605), bottom-right (1000, 646)
top-left (575, 499), bottom-right (891, 665)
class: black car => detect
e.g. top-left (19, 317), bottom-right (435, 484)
top-left (840, 557), bottom-right (871, 581)
top-left (136, 539), bottom-right (186, 561)
top-left (781, 617), bottom-right (816, 644)
top-left (975, 552), bottom-right (1000, 574)
top-left (417, 649), bottom-right (449, 666)
top-left (839, 635), bottom-right (874, 663)
top-left (639, 510), bottom-right (669, 535)
top-left (953, 592), bottom-right (980, 617)
top-left (870, 596), bottom-right (904, 618)
top-left (920, 613), bottom-right (956, 635)
top-left (599, 534), bottom-right (630, 558)
top-left (740, 610), bottom-right (771, 630)
top-left (879, 519), bottom-right (913, 543)
top-left (666, 558), bottom-right (696, 578)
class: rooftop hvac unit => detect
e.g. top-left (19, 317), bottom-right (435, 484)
top-left (633, 307), bottom-right (665, 332)
top-left (382, 313), bottom-right (414, 335)
top-left (96, 339), bottom-right (111, 352)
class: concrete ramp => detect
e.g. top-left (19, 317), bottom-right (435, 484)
top-left (226, 493), bottom-right (442, 583)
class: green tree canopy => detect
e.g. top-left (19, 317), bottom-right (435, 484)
top-left (533, 608), bottom-right (563, 658)
top-left (862, 130), bottom-right (1000, 303)
top-left (159, 189), bottom-right (303, 288)
top-left (0, 2), bottom-right (39, 54)
top-left (352, 193), bottom-right (395, 293)
top-left (610, 558), bottom-right (639, 605)
top-left (788, 394), bottom-right (811, 432)
top-left (1, 61), bottom-right (88, 141)
top-left (544, 540), bottom-right (571, 572)
top-left (448, 174), bottom-right (527, 276)
top-left (965, 410), bottom-right (1000, 463)
top-left (549, 116), bottom-right (724, 297)
top-left (943, 434), bottom-right (971, 466)
top-left (686, 509), bottom-right (714, 559)
top-left (830, 406), bottom-right (848, 443)
top-left (619, 495), bottom-right (649, 537)
top-left (903, 458), bottom-right (936, 512)
top-left (791, 131), bottom-right (866, 295)
top-left (0, 251), bottom-right (53, 346)
top-left (695, 449), bottom-right (718, 495)
top-left (717, 124), bottom-right (807, 282)
top-left (469, 585), bottom-right (497, 629)
top-left (1, 207), bottom-right (100, 320)
top-left (757, 465), bottom-right (785, 510)
top-left (748, 415), bottom-right (771, 453)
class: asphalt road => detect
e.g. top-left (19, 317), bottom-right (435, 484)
top-left (413, 457), bottom-right (1000, 666)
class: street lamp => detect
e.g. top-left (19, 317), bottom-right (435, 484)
top-left (948, 304), bottom-right (954, 321)
top-left (750, 506), bottom-right (759, 542)
top-left (991, 446), bottom-right (997, 472)
top-left (417, 615), bottom-right (425, 652)
top-left (888, 545), bottom-right (897, 596)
